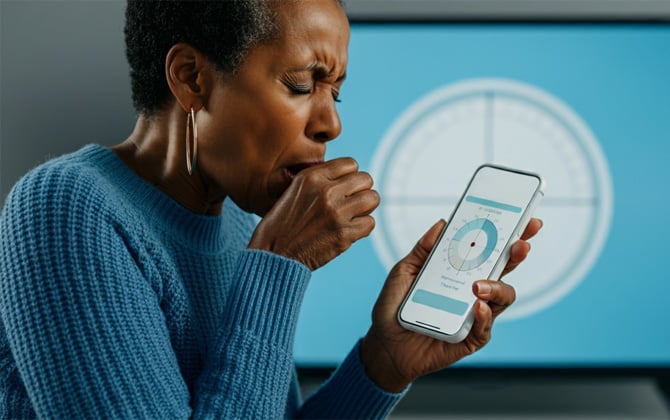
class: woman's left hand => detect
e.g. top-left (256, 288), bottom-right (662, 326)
top-left (360, 218), bottom-right (543, 392)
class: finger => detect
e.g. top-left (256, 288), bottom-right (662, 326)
top-left (346, 214), bottom-right (376, 240)
top-left (392, 219), bottom-right (446, 274)
top-left (473, 280), bottom-right (516, 315)
top-left (408, 219), bottom-right (447, 264)
top-left (503, 219), bottom-right (540, 272)
top-left (318, 157), bottom-right (359, 180)
top-left (331, 170), bottom-right (375, 197)
top-left (405, 219), bottom-right (446, 269)
top-left (312, 170), bottom-right (376, 218)
top-left (510, 240), bottom-right (531, 263)
top-left (418, 219), bottom-right (447, 255)
top-left (339, 188), bottom-right (380, 218)
top-left (520, 218), bottom-right (543, 241)
top-left (464, 300), bottom-right (493, 352)
top-left (501, 240), bottom-right (531, 276)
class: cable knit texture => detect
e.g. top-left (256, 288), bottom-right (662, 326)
top-left (0, 145), bottom-right (404, 419)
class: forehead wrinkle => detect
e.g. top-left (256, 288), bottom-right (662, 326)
top-left (269, 1), bottom-right (349, 81)
top-left (308, 62), bottom-right (338, 80)
top-left (286, 61), bottom-right (347, 82)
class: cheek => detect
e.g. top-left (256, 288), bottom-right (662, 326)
top-left (197, 85), bottom-right (310, 203)
top-left (194, 115), bottom-right (280, 199)
top-left (247, 107), bottom-right (309, 167)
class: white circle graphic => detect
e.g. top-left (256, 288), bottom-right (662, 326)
top-left (448, 218), bottom-right (498, 271)
top-left (370, 78), bottom-right (613, 320)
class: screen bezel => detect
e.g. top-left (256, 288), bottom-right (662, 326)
top-left (298, 10), bottom-right (670, 402)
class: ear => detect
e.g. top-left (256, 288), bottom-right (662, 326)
top-left (165, 43), bottom-right (211, 113)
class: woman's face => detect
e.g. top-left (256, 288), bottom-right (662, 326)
top-left (196, 0), bottom-right (350, 216)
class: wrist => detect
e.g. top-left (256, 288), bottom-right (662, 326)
top-left (360, 331), bottom-right (412, 393)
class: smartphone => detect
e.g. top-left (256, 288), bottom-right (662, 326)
top-left (397, 164), bottom-right (545, 343)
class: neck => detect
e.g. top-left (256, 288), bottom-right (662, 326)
top-left (111, 108), bottom-right (224, 215)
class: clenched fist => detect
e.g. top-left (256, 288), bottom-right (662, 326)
top-left (248, 157), bottom-right (380, 271)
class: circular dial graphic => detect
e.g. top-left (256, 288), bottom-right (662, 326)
top-left (370, 78), bottom-right (613, 320)
top-left (448, 218), bottom-right (498, 271)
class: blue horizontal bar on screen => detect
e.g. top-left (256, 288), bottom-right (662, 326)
top-left (412, 289), bottom-right (469, 316)
top-left (466, 195), bottom-right (522, 213)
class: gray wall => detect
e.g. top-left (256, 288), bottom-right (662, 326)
top-left (0, 0), bottom-right (135, 205)
top-left (345, 0), bottom-right (670, 21)
top-left (3, 0), bottom-right (670, 205)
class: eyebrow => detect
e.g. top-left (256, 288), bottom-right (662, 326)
top-left (303, 62), bottom-right (347, 82)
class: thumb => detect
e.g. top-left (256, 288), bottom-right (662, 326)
top-left (405, 219), bottom-right (446, 269)
top-left (376, 219), bottom-right (448, 315)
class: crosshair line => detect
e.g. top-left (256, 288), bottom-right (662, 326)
top-left (485, 91), bottom-right (495, 163)
top-left (453, 217), bottom-right (489, 272)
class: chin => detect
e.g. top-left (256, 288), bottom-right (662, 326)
top-left (234, 177), bottom-right (286, 218)
top-left (251, 206), bottom-right (271, 218)
top-left (234, 196), bottom-right (273, 218)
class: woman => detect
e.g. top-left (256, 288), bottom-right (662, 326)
top-left (0, 0), bottom-right (541, 418)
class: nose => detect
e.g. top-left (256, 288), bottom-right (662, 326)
top-left (307, 95), bottom-right (342, 143)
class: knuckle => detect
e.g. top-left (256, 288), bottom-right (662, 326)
top-left (471, 333), bottom-right (491, 355)
top-left (334, 157), bottom-right (358, 173)
top-left (359, 171), bottom-right (374, 187)
top-left (357, 189), bottom-right (380, 213)
top-left (364, 215), bottom-right (376, 235)
top-left (463, 342), bottom-right (478, 356)
top-left (300, 168), bottom-right (321, 184)
top-left (334, 228), bottom-right (352, 251)
top-left (509, 286), bottom-right (517, 305)
top-left (320, 184), bottom-right (337, 205)
top-left (369, 189), bottom-right (381, 207)
top-left (352, 216), bottom-right (376, 240)
top-left (321, 196), bottom-right (346, 227)
top-left (344, 157), bottom-right (359, 170)
top-left (501, 281), bottom-right (517, 305)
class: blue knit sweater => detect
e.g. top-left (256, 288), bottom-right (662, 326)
top-left (0, 145), bottom-right (404, 419)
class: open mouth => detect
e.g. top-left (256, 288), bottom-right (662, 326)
top-left (285, 162), bottom-right (322, 180)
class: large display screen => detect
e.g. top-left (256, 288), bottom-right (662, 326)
top-left (294, 23), bottom-right (670, 367)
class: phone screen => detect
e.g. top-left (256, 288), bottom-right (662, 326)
top-left (400, 165), bottom-right (542, 336)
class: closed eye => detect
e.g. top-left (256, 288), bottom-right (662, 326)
top-left (332, 87), bottom-right (341, 103)
top-left (287, 82), bottom-right (312, 95)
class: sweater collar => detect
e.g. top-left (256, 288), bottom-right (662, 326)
top-left (82, 144), bottom-right (233, 253)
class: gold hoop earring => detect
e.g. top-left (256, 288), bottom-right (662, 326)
top-left (186, 107), bottom-right (198, 176)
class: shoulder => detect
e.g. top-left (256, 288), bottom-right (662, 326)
top-left (0, 146), bottom-right (159, 300)
top-left (1, 145), bottom-right (124, 237)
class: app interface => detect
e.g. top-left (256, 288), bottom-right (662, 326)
top-left (404, 168), bottom-right (540, 329)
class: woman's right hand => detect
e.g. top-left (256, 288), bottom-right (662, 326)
top-left (248, 157), bottom-right (380, 271)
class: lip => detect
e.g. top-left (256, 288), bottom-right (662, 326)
top-left (284, 161), bottom-right (324, 180)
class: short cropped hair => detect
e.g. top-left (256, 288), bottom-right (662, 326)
top-left (124, 0), bottom-right (278, 116)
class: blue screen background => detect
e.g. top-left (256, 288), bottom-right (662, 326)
top-left (294, 24), bottom-right (670, 367)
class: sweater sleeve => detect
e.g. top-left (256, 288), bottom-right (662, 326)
top-left (0, 167), bottom-right (311, 419)
top-left (193, 249), bottom-right (311, 419)
top-left (297, 339), bottom-right (408, 419)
